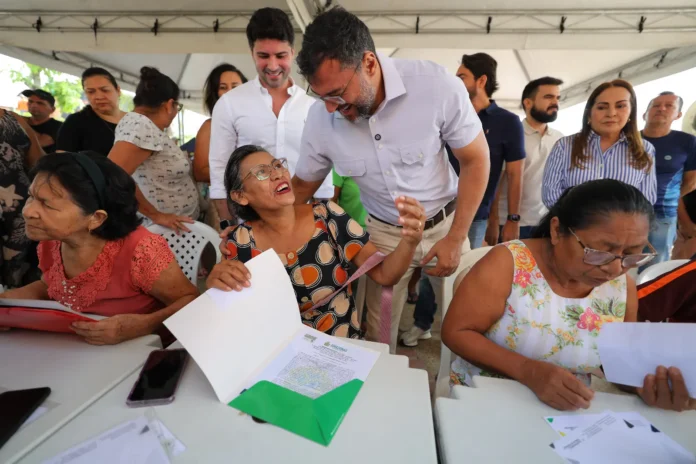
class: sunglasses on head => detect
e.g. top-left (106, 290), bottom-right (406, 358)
top-left (568, 228), bottom-right (657, 268)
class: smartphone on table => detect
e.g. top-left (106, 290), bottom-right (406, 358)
top-left (0, 387), bottom-right (51, 449)
top-left (126, 349), bottom-right (189, 408)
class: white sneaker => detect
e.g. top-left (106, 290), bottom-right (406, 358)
top-left (400, 326), bottom-right (432, 347)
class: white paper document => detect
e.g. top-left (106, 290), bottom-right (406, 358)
top-left (544, 411), bottom-right (650, 437)
top-left (149, 419), bottom-right (186, 457)
top-left (550, 411), bottom-right (695, 464)
top-left (164, 251), bottom-right (300, 403)
top-left (598, 323), bottom-right (696, 396)
top-left (42, 416), bottom-right (170, 464)
top-left (247, 326), bottom-right (380, 398)
top-left (164, 250), bottom-right (380, 404)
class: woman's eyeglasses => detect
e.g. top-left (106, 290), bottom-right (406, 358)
top-left (242, 158), bottom-right (289, 182)
top-left (569, 228), bottom-right (657, 268)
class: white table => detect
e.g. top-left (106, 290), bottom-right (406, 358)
top-left (21, 341), bottom-right (437, 463)
top-left (437, 377), bottom-right (696, 463)
top-left (0, 330), bottom-right (161, 464)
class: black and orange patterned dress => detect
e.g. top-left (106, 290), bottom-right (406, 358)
top-left (225, 201), bottom-right (369, 338)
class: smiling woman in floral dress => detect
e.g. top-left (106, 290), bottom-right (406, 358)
top-left (443, 179), bottom-right (694, 412)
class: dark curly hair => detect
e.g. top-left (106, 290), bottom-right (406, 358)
top-left (30, 152), bottom-right (142, 240)
top-left (296, 7), bottom-right (375, 80)
top-left (246, 8), bottom-right (295, 49)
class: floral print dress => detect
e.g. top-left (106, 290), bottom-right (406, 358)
top-left (451, 240), bottom-right (627, 387)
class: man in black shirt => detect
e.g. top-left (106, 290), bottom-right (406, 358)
top-left (22, 89), bottom-right (62, 153)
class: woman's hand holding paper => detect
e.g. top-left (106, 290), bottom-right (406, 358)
top-left (207, 259), bottom-right (252, 292)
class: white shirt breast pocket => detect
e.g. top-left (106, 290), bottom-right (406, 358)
top-left (334, 159), bottom-right (367, 178)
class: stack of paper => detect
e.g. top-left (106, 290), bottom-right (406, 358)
top-left (164, 250), bottom-right (380, 446)
top-left (42, 416), bottom-right (184, 464)
top-left (546, 410), bottom-right (695, 463)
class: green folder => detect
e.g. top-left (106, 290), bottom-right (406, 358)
top-left (228, 378), bottom-right (364, 446)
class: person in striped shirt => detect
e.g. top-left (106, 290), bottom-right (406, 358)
top-left (542, 80), bottom-right (657, 208)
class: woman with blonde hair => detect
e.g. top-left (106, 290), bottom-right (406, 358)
top-left (542, 79), bottom-right (656, 207)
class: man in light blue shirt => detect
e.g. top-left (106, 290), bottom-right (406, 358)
top-left (290, 7), bottom-right (490, 351)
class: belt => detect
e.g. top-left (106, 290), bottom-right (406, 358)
top-left (370, 198), bottom-right (457, 230)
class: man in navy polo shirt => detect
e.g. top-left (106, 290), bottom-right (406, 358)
top-left (641, 91), bottom-right (696, 263)
top-left (401, 53), bottom-right (525, 347)
top-left (456, 53), bottom-right (525, 248)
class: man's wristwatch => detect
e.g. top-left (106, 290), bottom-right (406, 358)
top-left (507, 214), bottom-right (521, 223)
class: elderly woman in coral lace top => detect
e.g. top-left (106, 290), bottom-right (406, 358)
top-left (0, 152), bottom-right (199, 345)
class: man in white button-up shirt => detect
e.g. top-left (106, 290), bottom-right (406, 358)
top-left (292, 8), bottom-right (491, 351)
top-left (208, 8), bottom-right (332, 228)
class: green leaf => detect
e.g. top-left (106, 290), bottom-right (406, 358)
top-left (612, 302), bottom-right (626, 318)
top-left (565, 305), bottom-right (585, 318)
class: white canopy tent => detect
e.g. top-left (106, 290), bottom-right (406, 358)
top-left (1, 0), bottom-right (695, 115)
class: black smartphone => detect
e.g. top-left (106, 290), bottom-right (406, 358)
top-left (0, 387), bottom-right (51, 449)
top-left (126, 349), bottom-right (189, 408)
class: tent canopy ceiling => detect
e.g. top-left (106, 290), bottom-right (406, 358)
top-left (1, 1), bottom-right (696, 114)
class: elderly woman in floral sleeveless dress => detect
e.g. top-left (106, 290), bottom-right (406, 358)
top-left (443, 179), bottom-right (695, 412)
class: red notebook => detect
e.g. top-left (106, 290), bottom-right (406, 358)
top-left (0, 299), bottom-right (104, 333)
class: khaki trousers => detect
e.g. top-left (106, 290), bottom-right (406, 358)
top-left (364, 213), bottom-right (471, 353)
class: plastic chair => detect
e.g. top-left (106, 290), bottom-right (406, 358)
top-left (637, 259), bottom-right (690, 285)
top-left (146, 221), bottom-right (222, 284)
top-left (434, 246), bottom-right (493, 399)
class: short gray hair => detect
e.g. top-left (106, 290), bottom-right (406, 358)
top-left (648, 91), bottom-right (684, 112)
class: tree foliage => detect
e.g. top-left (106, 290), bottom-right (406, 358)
top-left (9, 63), bottom-right (85, 117)
top-left (119, 93), bottom-right (134, 112)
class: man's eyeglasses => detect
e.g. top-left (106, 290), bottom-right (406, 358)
top-left (306, 65), bottom-right (359, 105)
top-left (569, 228), bottom-right (657, 268)
top-left (175, 102), bottom-right (184, 112)
top-left (242, 158), bottom-right (289, 182)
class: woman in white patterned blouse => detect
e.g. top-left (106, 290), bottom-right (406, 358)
top-left (108, 67), bottom-right (200, 233)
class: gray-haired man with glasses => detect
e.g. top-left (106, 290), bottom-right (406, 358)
top-left (291, 8), bottom-right (490, 352)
